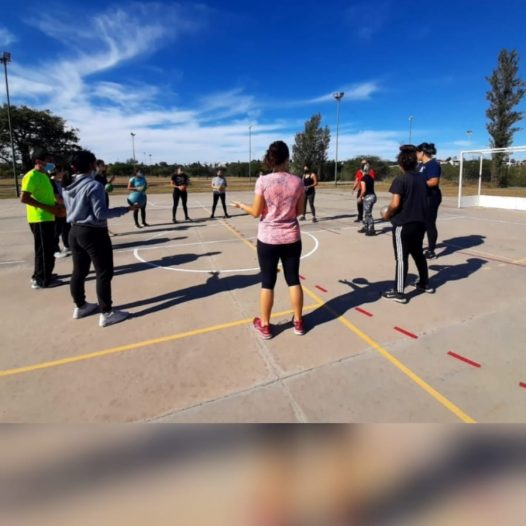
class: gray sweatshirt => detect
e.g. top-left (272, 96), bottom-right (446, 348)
top-left (63, 173), bottom-right (129, 228)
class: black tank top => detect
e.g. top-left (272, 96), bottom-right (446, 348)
top-left (303, 174), bottom-right (315, 193)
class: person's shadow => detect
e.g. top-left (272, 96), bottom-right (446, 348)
top-left (118, 271), bottom-right (261, 318)
top-left (112, 236), bottom-right (186, 250)
top-left (437, 235), bottom-right (486, 258)
top-left (429, 258), bottom-right (487, 288)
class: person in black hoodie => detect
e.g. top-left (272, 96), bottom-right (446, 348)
top-left (63, 150), bottom-right (137, 327)
top-left (381, 145), bottom-right (434, 304)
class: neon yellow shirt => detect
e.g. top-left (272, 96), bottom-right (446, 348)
top-left (21, 169), bottom-right (55, 223)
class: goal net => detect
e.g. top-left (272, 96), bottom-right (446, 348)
top-left (457, 146), bottom-right (526, 210)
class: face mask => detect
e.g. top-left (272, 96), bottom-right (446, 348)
top-left (44, 162), bottom-right (55, 173)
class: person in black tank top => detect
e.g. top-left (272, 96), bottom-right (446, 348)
top-left (299, 166), bottom-right (318, 222)
top-left (358, 167), bottom-right (377, 236)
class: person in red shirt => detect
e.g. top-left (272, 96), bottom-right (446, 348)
top-left (352, 159), bottom-right (376, 223)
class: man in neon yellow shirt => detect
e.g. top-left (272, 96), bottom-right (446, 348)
top-left (20, 147), bottom-right (66, 288)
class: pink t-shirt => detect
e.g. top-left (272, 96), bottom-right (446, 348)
top-left (255, 172), bottom-right (304, 245)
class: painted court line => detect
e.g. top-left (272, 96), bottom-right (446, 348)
top-left (394, 326), bottom-right (418, 339)
top-left (518, 382), bottom-right (526, 390)
top-left (447, 351), bottom-right (481, 368)
top-left (315, 285), bottom-right (328, 293)
top-left (0, 305), bottom-right (319, 379)
top-left (355, 307), bottom-right (373, 317)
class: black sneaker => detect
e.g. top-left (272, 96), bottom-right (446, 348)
top-left (365, 231), bottom-right (376, 236)
top-left (381, 289), bottom-right (408, 304)
top-left (358, 227), bottom-right (366, 233)
top-left (412, 281), bottom-right (435, 294)
top-left (424, 250), bottom-right (437, 259)
top-left (354, 218), bottom-right (362, 223)
top-left (185, 217), bottom-right (193, 222)
top-left (172, 219), bottom-right (178, 224)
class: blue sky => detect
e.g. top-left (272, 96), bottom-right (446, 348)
top-left (1, 0), bottom-right (526, 163)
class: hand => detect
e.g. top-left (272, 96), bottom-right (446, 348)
top-left (52, 204), bottom-right (67, 218)
top-left (231, 201), bottom-right (242, 209)
top-left (128, 204), bottom-right (141, 211)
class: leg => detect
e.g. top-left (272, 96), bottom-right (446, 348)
top-left (257, 240), bottom-right (280, 325)
top-left (181, 191), bottom-right (189, 219)
top-left (172, 190), bottom-right (180, 221)
top-left (280, 240), bottom-right (303, 322)
top-left (62, 220), bottom-right (71, 249)
top-left (30, 223), bottom-right (43, 282)
top-left (41, 221), bottom-right (57, 284)
top-left (392, 225), bottom-right (409, 294)
top-left (83, 228), bottom-right (114, 313)
top-left (220, 193), bottom-right (228, 216)
top-left (69, 226), bottom-right (92, 307)
top-left (140, 204), bottom-right (146, 225)
top-left (357, 198), bottom-right (364, 221)
top-left (133, 209), bottom-right (140, 227)
top-left (408, 223), bottom-right (429, 286)
top-left (211, 192), bottom-right (219, 216)
top-left (426, 190), bottom-right (442, 252)
top-left (307, 192), bottom-right (316, 218)
top-left (363, 195), bottom-right (376, 234)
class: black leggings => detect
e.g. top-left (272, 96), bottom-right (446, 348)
top-left (426, 189), bottom-right (442, 252)
top-left (211, 192), bottom-right (228, 216)
top-left (30, 221), bottom-right (56, 285)
top-left (54, 217), bottom-right (71, 250)
top-left (304, 191), bottom-right (316, 217)
top-left (172, 189), bottom-right (189, 220)
top-left (257, 239), bottom-right (302, 290)
top-left (133, 205), bottom-right (147, 226)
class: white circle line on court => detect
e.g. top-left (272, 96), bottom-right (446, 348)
top-left (133, 231), bottom-right (319, 273)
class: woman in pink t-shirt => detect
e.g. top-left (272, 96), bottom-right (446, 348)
top-left (232, 141), bottom-right (305, 339)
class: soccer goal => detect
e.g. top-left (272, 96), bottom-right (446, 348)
top-left (457, 146), bottom-right (526, 210)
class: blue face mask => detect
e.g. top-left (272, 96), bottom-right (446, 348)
top-left (44, 162), bottom-right (55, 173)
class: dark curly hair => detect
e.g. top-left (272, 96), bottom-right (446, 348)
top-left (416, 142), bottom-right (437, 156)
top-left (397, 144), bottom-right (418, 172)
top-left (263, 141), bottom-right (289, 169)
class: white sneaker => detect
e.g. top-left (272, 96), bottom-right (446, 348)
top-left (73, 302), bottom-right (98, 319)
top-left (54, 249), bottom-right (71, 258)
top-left (99, 309), bottom-right (129, 327)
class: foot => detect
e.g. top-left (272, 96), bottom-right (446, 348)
top-left (99, 309), bottom-right (130, 327)
top-left (224, 214), bottom-right (231, 219)
top-left (312, 217), bottom-right (318, 223)
top-left (210, 215), bottom-right (215, 219)
top-left (424, 250), bottom-right (437, 259)
top-left (365, 231), bottom-right (376, 236)
top-left (54, 249), bottom-right (71, 258)
top-left (185, 217), bottom-right (192, 222)
top-left (354, 218), bottom-right (362, 223)
top-left (135, 224), bottom-right (142, 229)
top-left (172, 219), bottom-right (177, 224)
top-left (299, 215), bottom-right (305, 221)
top-left (292, 317), bottom-right (305, 335)
top-left (73, 302), bottom-right (99, 319)
top-left (253, 317), bottom-right (271, 340)
top-left (358, 227), bottom-right (366, 233)
top-left (32, 278), bottom-right (63, 289)
top-left (142, 222), bottom-right (149, 227)
top-left (411, 281), bottom-right (435, 294)
top-left (381, 289), bottom-right (408, 304)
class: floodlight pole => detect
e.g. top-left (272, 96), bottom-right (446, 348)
top-left (248, 125), bottom-right (252, 183)
top-left (130, 132), bottom-right (136, 164)
top-left (1, 52), bottom-right (19, 197)
top-left (333, 91), bottom-right (344, 185)
top-left (408, 115), bottom-right (414, 144)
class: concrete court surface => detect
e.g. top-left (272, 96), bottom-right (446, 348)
top-left (0, 188), bottom-right (525, 423)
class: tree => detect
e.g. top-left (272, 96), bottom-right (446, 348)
top-left (292, 114), bottom-right (330, 178)
top-left (486, 49), bottom-right (526, 186)
top-left (0, 105), bottom-right (80, 172)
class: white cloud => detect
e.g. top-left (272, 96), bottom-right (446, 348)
top-left (305, 82), bottom-right (380, 104)
top-left (346, 1), bottom-right (392, 40)
top-left (0, 27), bottom-right (16, 46)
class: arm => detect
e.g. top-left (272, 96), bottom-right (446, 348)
top-left (89, 185), bottom-right (132, 220)
top-left (427, 177), bottom-right (440, 188)
top-left (296, 193), bottom-right (305, 217)
top-left (358, 180), bottom-right (366, 200)
top-left (352, 174), bottom-right (360, 191)
top-left (383, 194), bottom-right (401, 220)
top-left (127, 178), bottom-right (135, 191)
top-left (20, 191), bottom-right (65, 217)
top-left (310, 174), bottom-right (318, 189)
top-left (231, 194), bottom-right (265, 218)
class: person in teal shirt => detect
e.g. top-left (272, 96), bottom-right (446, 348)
top-left (128, 168), bottom-right (149, 228)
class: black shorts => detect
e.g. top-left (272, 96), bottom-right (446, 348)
top-left (257, 239), bottom-right (302, 289)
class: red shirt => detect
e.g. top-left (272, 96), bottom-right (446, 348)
top-left (355, 168), bottom-right (376, 181)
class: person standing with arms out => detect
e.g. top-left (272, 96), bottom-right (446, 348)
top-left (299, 167), bottom-right (318, 222)
top-left (352, 159), bottom-right (376, 223)
top-left (210, 167), bottom-right (230, 219)
top-left (128, 167), bottom-right (149, 228)
top-left (232, 141), bottom-right (306, 338)
top-left (63, 150), bottom-right (137, 327)
top-left (416, 143), bottom-right (441, 259)
top-left (51, 164), bottom-right (72, 258)
top-left (171, 166), bottom-right (191, 223)
top-left (20, 147), bottom-right (66, 289)
top-left (381, 145), bottom-right (434, 304)
top-left (358, 166), bottom-right (377, 236)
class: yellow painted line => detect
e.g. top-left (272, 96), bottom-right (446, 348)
top-left (218, 219), bottom-right (475, 423)
top-left (513, 257), bottom-right (526, 264)
top-left (0, 305), bottom-right (318, 379)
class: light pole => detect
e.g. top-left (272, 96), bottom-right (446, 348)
top-left (333, 91), bottom-right (344, 185)
top-left (408, 115), bottom-right (414, 144)
top-left (248, 125), bottom-right (252, 182)
top-left (130, 132), bottom-right (136, 164)
top-left (1, 51), bottom-right (19, 197)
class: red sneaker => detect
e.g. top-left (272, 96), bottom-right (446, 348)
top-left (253, 317), bottom-right (271, 339)
top-left (292, 317), bottom-right (305, 335)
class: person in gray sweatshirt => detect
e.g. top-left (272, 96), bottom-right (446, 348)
top-left (63, 150), bottom-right (137, 327)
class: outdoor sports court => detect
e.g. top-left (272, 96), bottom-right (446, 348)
top-left (1, 188), bottom-right (525, 422)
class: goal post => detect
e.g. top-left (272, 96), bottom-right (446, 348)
top-left (457, 146), bottom-right (526, 210)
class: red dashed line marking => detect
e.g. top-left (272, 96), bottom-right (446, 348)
top-left (315, 285), bottom-right (328, 293)
top-left (355, 307), bottom-right (373, 317)
top-left (519, 382), bottom-right (526, 389)
top-left (393, 326), bottom-right (418, 339)
top-left (447, 351), bottom-right (481, 368)
top-left (299, 275), bottom-right (306, 281)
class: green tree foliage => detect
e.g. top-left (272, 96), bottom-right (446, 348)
top-left (486, 49), bottom-right (526, 186)
top-left (0, 105), bottom-right (80, 171)
top-left (291, 114), bottom-right (331, 178)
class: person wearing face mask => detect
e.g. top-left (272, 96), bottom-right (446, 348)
top-left (20, 147), bottom-right (67, 289)
top-left (128, 167), bottom-right (149, 228)
top-left (63, 150), bottom-right (137, 327)
top-left (352, 159), bottom-right (376, 223)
